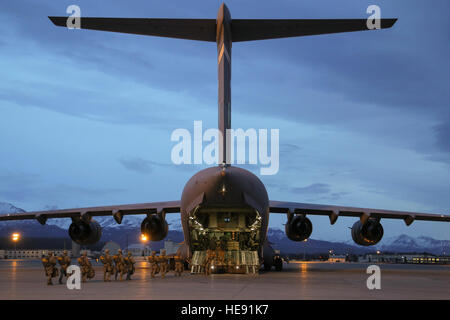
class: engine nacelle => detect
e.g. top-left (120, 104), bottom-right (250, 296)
top-left (285, 215), bottom-right (313, 242)
top-left (351, 219), bottom-right (384, 246)
top-left (69, 219), bottom-right (102, 245)
top-left (141, 215), bottom-right (168, 241)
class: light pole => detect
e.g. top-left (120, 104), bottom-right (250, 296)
top-left (11, 233), bottom-right (20, 259)
top-left (303, 239), bottom-right (308, 261)
top-left (140, 234), bottom-right (149, 256)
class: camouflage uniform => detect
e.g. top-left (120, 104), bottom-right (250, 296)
top-left (174, 255), bottom-right (184, 277)
top-left (78, 251), bottom-right (95, 282)
top-left (147, 251), bottom-right (159, 278)
top-left (124, 252), bottom-right (136, 280)
top-left (57, 250), bottom-right (71, 284)
top-left (113, 249), bottom-right (126, 281)
top-left (158, 250), bottom-right (169, 279)
top-left (42, 252), bottom-right (58, 285)
top-left (204, 249), bottom-right (216, 276)
top-left (209, 235), bottom-right (217, 250)
top-left (217, 248), bottom-right (226, 266)
top-left (99, 249), bottom-right (115, 282)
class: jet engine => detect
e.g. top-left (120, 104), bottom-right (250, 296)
top-left (351, 219), bottom-right (384, 246)
top-left (141, 215), bottom-right (168, 241)
top-left (285, 215), bottom-right (313, 242)
top-left (69, 219), bottom-right (102, 245)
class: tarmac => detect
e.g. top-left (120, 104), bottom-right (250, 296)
top-left (0, 259), bottom-right (449, 300)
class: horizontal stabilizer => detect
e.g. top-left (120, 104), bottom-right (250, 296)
top-left (48, 17), bottom-right (217, 42)
top-left (231, 19), bottom-right (397, 42)
top-left (49, 17), bottom-right (396, 43)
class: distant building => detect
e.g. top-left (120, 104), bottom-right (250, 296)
top-left (102, 241), bottom-right (121, 255)
top-left (164, 239), bottom-right (182, 255)
top-left (0, 249), bottom-right (88, 259)
top-left (361, 253), bottom-right (450, 265)
top-left (127, 243), bottom-right (151, 256)
top-left (328, 254), bottom-right (346, 263)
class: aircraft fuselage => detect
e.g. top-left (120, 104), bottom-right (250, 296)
top-left (179, 166), bottom-right (269, 270)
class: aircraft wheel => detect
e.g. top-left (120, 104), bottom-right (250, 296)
top-left (274, 258), bottom-right (283, 271)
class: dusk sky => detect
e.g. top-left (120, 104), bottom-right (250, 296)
top-left (0, 0), bottom-right (449, 242)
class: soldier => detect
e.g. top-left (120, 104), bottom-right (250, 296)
top-left (57, 250), bottom-right (71, 284)
top-left (217, 247), bottom-right (226, 266)
top-left (113, 249), bottom-right (126, 281)
top-left (174, 255), bottom-right (184, 277)
top-left (239, 233), bottom-right (248, 250)
top-left (99, 249), bottom-right (115, 282)
top-left (158, 249), bottom-right (169, 279)
top-left (219, 234), bottom-right (227, 250)
top-left (124, 251), bottom-right (136, 280)
top-left (247, 233), bottom-right (256, 250)
top-left (78, 251), bottom-right (95, 282)
top-left (42, 251), bottom-right (58, 285)
top-left (147, 251), bottom-right (159, 279)
top-left (204, 249), bottom-right (216, 276)
top-left (209, 235), bottom-right (217, 250)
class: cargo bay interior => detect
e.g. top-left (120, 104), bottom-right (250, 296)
top-left (189, 207), bottom-right (261, 274)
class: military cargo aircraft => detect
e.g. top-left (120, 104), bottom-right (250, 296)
top-left (1, 3), bottom-right (449, 273)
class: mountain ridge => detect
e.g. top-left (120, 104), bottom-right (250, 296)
top-left (0, 201), bottom-right (448, 254)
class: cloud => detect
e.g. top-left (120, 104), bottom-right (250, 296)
top-left (289, 183), bottom-right (331, 195)
top-left (0, 172), bottom-right (125, 204)
top-left (119, 157), bottom-right (207, 175)
top-left (119, 157), bottom-right (155, 174)
top-left (434, 120), bottom-right (450, 152)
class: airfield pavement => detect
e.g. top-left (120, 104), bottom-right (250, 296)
top-left (0, 259), bottom-right (449, 300)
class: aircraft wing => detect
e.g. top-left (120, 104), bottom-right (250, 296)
top-left (269, 200), bottom-right (450, 226)
top-left (48, 17), bottom-right (217, 42)
top-left (231, 19), bottom-right (397, 42)
top-left (0, 201), bottom-right (180, 225)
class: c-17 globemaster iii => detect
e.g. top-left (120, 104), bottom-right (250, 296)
top-left (1, 3), bottom-right (449, 273)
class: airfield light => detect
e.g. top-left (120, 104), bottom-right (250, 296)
top-left (12, 233), bottom-right (20, 242)
top-left (11, 232), bottom-right (20, 259)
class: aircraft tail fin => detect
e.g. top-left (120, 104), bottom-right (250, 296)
top-left (48, 17), bottom-right (217, 42)
top-left (231, 19), bottom-right (397, 42)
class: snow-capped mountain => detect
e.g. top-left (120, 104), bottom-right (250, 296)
top-left (45, 214), bottom-right (183, 230)
top-left (0, 202), bottom-right (25, 214)
top-left (378, 234), bottom-right (450, 254)
top-left (0, 201), bottom-right (182, 231)
top-left (0, 202), bottom-right (448, 254)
